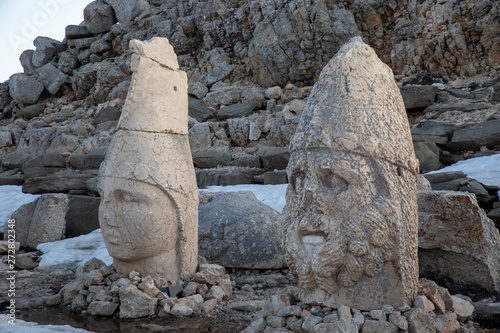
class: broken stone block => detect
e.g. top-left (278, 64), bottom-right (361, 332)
top-left (83, 0), bottom-right (117, 34)
top-left (170, 303), bottom-right (193, 317)
top-left (32, 36), bottom-right (64, 68)
top-left (418, 190), bottom-right (500, 293)
top-left (119, 284), bottom-right (157, 318)
top-left (25, 194), bottom-right (68, 249)
top-left (450, 296), bottom-right (474, 322)
top-left (198, 191), bottom-right (286, 269)
top-left (404, 308), bottom-right (436, 333)
top-left (9, 73), bottom-right (44, 105)
top-left (36, 64), bottom-right (67, 95)
top-left (88, 301), bottom-right (119, 316)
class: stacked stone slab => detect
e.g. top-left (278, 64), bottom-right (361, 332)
top-left (98, 37), bottom-right (198, 281)
top-left (281, 37), bottom-right (419, 310)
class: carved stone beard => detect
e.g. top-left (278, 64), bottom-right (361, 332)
top-left (283, 197), bottom-right (398, 294)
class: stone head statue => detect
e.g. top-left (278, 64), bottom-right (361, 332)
top-left (98, 38), bottom-right (198, 281)
top-left (282, 37), bottom-right (419, 310)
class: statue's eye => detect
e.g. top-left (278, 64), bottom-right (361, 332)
top-left (318, 169), bottom-right (348, 193)
top-left (290, 172), bottom-right (304, 192)
top-left (113, 189), bottom-right (148, 204)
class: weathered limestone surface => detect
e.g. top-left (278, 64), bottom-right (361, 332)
top-left (281, 37), bottom-right (419, 310)
top-left (99, 37), bottom-right (198, 281)
top-left (198, 191), bottom-right (286, 269)
top-left (118, 38), bottom-right (188, 134)
top-left (418, 190), bottom-right (500, 293)
top-left (27, 194), bottom-right (69, 249)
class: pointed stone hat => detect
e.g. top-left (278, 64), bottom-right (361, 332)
top-left (290, 36), bottom-right (418, 174)
top-left (117, 37), bottom-right (189, 135)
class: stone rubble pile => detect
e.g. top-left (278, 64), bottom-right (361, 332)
top-left (242, 278), bottom-right (475, 333)
top-left (55, 258), bottom-right (233, 319)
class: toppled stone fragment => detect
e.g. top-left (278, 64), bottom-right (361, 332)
top-left (418, 190), bottom-right (500, 293)
top-left (36, 64), bottom-right (67, 95)
top-left (119, 284), bottom-right (157, 319)
top-left (84, 0), bottom-right (117, 34)
top-left (32, 36), bottom-right (64, 68)
top-left (198, 191), bottom-right (286, 269)
top-left (106, 0), bottom-right (150, 24)
top-left (9, 74), bottom-right (44, 105)
top-left (26, 194), bottom-right (69, 249)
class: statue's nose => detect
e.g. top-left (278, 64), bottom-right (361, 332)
top-left (299, 174), bottom-right (320, 211)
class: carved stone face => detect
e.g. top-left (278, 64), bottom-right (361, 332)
top-left (99, 177), bottom-right (177, 262)
top-left (282, 149), bottom-right (399, 292)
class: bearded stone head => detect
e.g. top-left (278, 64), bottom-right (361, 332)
top-left (281, 37), bottom-right (419, 310)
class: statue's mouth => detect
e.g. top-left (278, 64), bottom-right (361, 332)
top-left (104, 227), bottom-right (121, 245)
top-left (300, 230), bottom-right (326, 256)
top-left (302, 232), bottom-right (326, 244)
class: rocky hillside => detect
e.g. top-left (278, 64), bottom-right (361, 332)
top-left (0, 0), bottom-right (499, 200)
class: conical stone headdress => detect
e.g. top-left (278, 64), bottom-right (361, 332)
top-left (290, 36), bottom-right (419, 175)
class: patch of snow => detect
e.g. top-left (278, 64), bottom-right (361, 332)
top-left (0, 186), bottom-right (39, 232)
top-left (37, 229), bottom-right (112, 271)
top-left (426, 153), bottom-right (500, 196)
top-left (0, 314), bottom-right (93, 333)
top-left (202, 184), bottom-right (288, 212)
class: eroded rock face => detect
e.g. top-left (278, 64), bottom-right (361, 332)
top-left (281, 37), bottom-right (419, 310)
top-left (99, 37), bottom-right (198, 281)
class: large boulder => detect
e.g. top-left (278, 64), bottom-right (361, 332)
top-left (26, 194), bottom-right (69, 248)
top-left (36, 64), bottom-right (67, 95)
top-left (418, 190), bottom-right (500, 294)
top-left (83, 0), bottom-right (117, 34)
top-left (412, 137), bottom-right (441, 172)
top-left (119, 285), bottom-right (157, 319)
top-left (5, 200), bottom-right (38, 246)
top-left (198, 191), bottom-right (286, 269)
top-left (106, 0), bottom-right (149, 24)
top-left (32, 36), bottom-right (65, 68)
top-left (201, 61), bottom-right (235, 87)
top-left (17, 103), bottom-right (46, 120)
top-left (445, 119), bottom-right (500, 152)
top-left (399, 85), bottom-right (439, 110)
top-left (188, 95), bottom-right (213, 122)
top-left (261, 147), bottom-right (290, 170)
top-left (411, 121), bottom-right (455, 146)
top-left (9, 74), bottom-right (44, 105)
top-left (71, 63), bottom-right (98, 100)
top-left (6, 194), bottom-right (69, 249)
top-left (20, 50), bottom-right (36, 73)
top-left (65, 24), bottom-right (92, 39)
